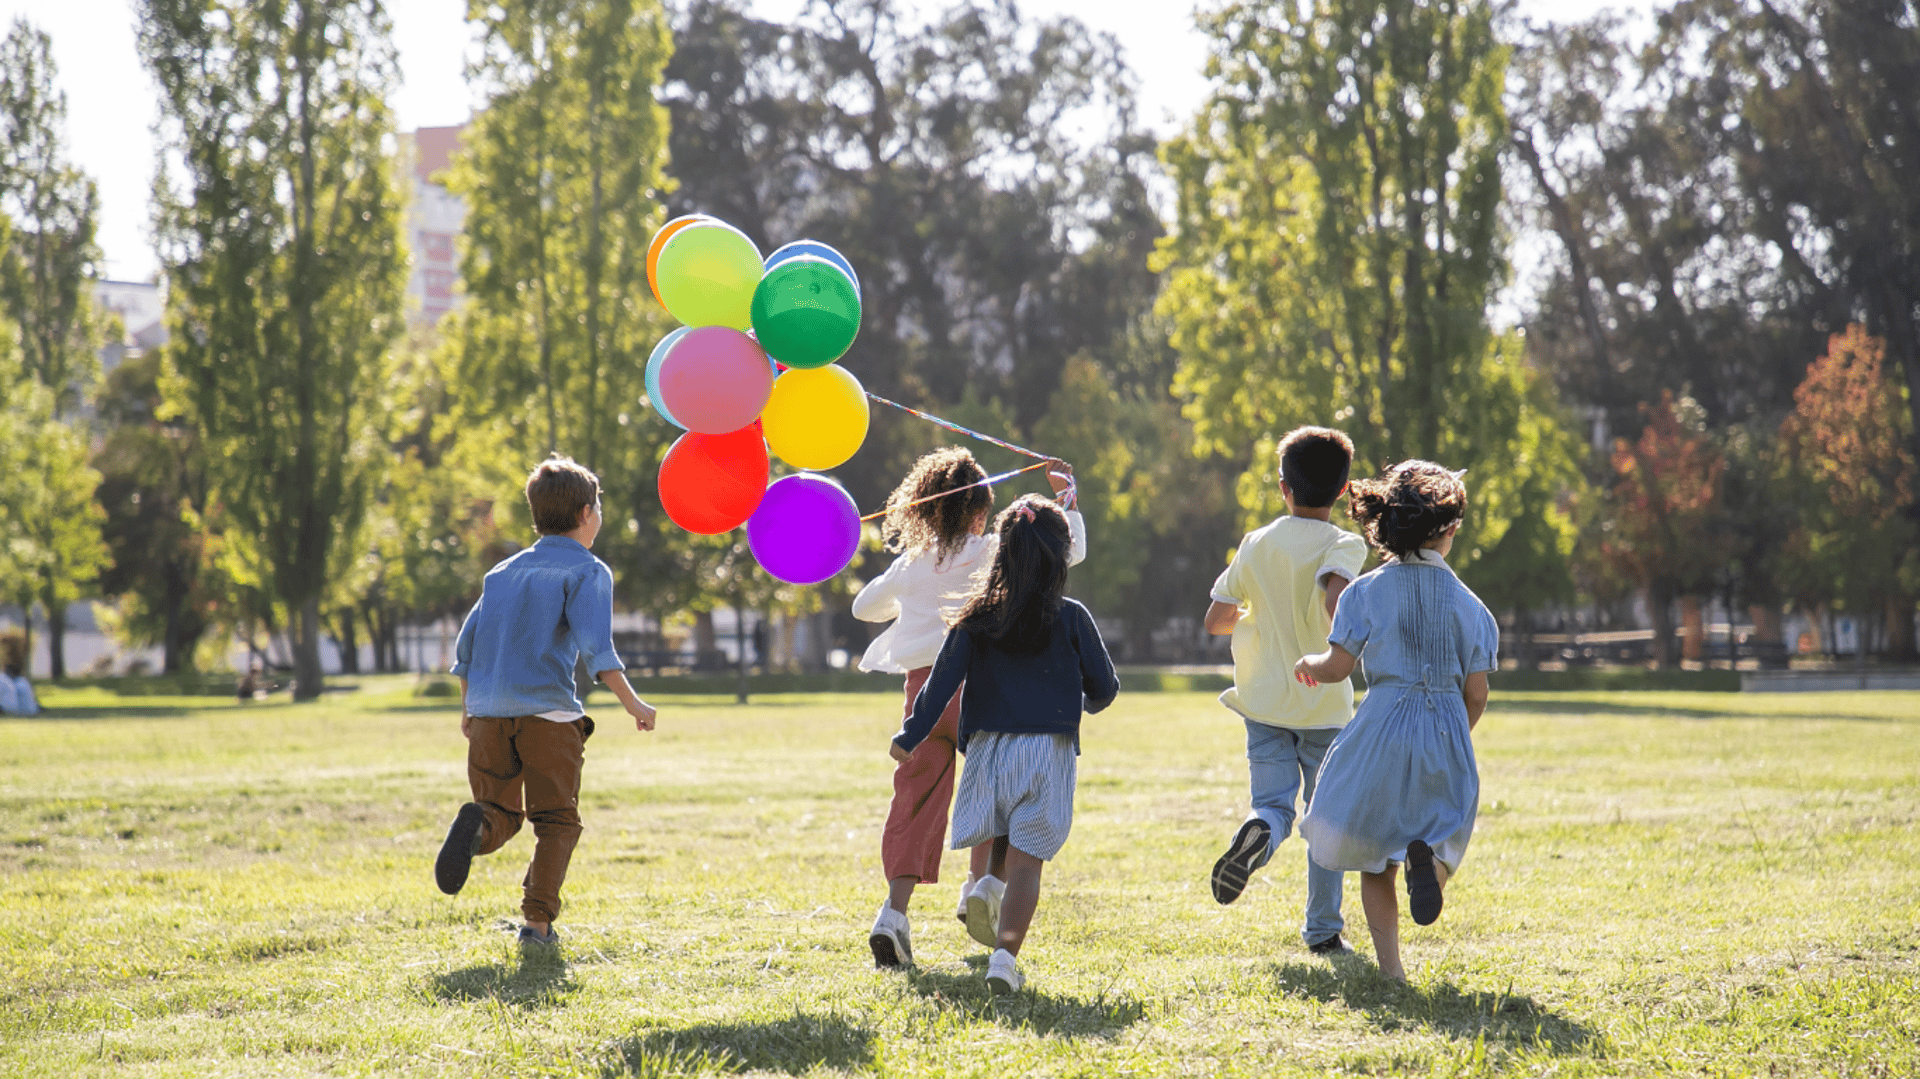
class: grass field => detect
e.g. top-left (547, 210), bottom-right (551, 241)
top-left (2, 678), bottom-right (1916, 1077)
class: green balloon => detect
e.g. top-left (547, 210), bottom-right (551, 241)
top-left (749, 256), bottom-right (862, 369)
top-left (656, 223), bottom-right (763, 329)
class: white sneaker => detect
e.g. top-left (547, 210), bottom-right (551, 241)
top-left (985, 947), bottom-right (1023, 994)
top-left (964, 874), bottom-right (1005, 949)
top-left (868, 903), bottom-right (912, 969)
top-left (955, 874), bottom-right (975, 924)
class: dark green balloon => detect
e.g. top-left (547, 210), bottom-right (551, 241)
top-left (749, 256), bottom-right (862, 369)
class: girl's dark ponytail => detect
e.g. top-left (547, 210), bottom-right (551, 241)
top-left (954, 495), bottom-right (1072, 652)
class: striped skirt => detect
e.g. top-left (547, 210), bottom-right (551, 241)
top-left (950, 731), bottom-right (1078, 861)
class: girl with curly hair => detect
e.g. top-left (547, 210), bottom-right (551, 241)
top-left (854, 448), bottom-right (1084, 969)
top-left (1294, 460), bottom-right (1500, 982)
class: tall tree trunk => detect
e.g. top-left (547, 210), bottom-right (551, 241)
top-left (693, 610), bottom-right (718, 671)
top-left (735, 604), bottom-right (749, 704)
top-left (1679, 595), bottom-right (1705, 664)
top-left (1886, 595), bottom-right (1916, 662)
top-left (335, 608), bottom-right (360, 675)
top-left (292, 595), bottom-right (324, 700)
top-left (41, 585), bottom-right (66, 680)
top-left (1648, 581), bottom-right (1678, 669)
top-left (1749, 604), bottom-right (1786, 671)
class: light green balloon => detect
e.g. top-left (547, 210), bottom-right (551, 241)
top-left (656, 223), bottom-right (764, 329)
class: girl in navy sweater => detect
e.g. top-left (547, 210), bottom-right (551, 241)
top-left (891, 494), bottom-right (1119, 994)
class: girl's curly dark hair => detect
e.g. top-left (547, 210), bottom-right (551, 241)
top-left (881, 447), bottom-right (993, 565)
top-left (1347, 460), bottom-right (1468, 561)
top-left (954, 495), bottom-right (1072, 653)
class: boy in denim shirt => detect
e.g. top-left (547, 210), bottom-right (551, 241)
top-left (435, 456), bottom-right (657, 946)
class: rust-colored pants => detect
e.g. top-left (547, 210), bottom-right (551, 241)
top-left (881, 667), bottom-right (965, 883)
top-left (466, 714), bottom-right (594, 924)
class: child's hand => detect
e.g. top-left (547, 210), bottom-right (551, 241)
top-left (1045, 458), bottom-right (1075, 497)
top-left (461, 713), bottom-right (473, 739)
top-left (1294, 657), bottom-right (1319, 687)
top-left (628, 698), bottom-right (657, 732)
top-left (889, 741), bottom-right (910, 762)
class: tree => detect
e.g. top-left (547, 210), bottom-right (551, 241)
top-left (1777, 325), bottom-right (1918, 657)
top-left (92, 351), bottom-right (215, 673)
top-left (1598, 392), bottom-right (1728, 667)
top-left (1673, 0), bottom-right (1920, 518)
top-left (438, 0), bottom-right (678, 623)
top-left (1157, 0), bottom-right (1576, 604)
top-left (142, 0), bottom-right (408, 699)
top-left (0, 19), bottom-right (104, 417)
top-left (662, 0), bottom-right (1162, 509)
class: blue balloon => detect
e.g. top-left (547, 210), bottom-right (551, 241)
top-left (644, 327), bottom-right (693, 428)
top-left (765, 240), bottom-right (860, 297)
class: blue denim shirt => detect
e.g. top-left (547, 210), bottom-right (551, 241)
top-left (450, 536), bottom-right (623, 718)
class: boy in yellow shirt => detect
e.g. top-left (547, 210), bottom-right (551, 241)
top-left (1203, 427), bottom-right (1365, 954)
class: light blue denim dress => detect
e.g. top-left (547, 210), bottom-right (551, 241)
top-left (1300, 550), bottom-right (1499, 874)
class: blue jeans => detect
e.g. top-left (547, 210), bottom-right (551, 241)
top-left (1244, 719), bottom-right (1344, 946)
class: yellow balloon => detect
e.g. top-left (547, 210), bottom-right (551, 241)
top-left (761, 365), bottom-right (870, 471)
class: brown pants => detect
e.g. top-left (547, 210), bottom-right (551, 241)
top-left (466, 714), bottom-right (594, 924)
top-left (881, 667), bottom-right (964, 883)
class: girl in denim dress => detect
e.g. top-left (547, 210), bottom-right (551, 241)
top-left (1294, 461), bottom-right (1498, 982)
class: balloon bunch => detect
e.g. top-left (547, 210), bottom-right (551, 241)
top-left (645, 215), bottom-right (870, 585)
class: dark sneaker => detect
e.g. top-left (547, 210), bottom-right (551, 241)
top-left (1308, 935), bottom-right (1352, 955)
top-left (1210, 817), bottom-right (1272, 905)
top-left (434, 802), bottom-right (486, 895)
top-left (1405, 839), bottom-right (1443, 926)
top-left (517, 924), bottom-right (560, 947)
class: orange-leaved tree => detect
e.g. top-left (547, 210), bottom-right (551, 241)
top-left (1599, 391), bottom-right (1727, 667)
top-left (1777, 325), bottom-right (1918, 658)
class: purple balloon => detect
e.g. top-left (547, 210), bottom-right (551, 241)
top-left (747, 474), bottom-right (861, 585)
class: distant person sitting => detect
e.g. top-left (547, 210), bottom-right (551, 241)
top-left (3, 665), bottom-right (38, 716)
top-left (235, 663), bottom-right (276, 703)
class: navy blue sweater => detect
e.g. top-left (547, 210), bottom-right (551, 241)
top-left (894, 598), bottom-right (1120, 754)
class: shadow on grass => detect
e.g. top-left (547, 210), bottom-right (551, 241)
top-left (19, 704), bottom-right (208, 720)
top-left (600, 1012), bottom-right (874, 1076)
top-left (431, 947), bottom-right (578, 1009)
top-left (898, 957), bottom-right (1147, 1039)
top-left (1486, 698), bottom-right (1899, 722)
top-left (1270, 959), bottom-right (1601, 1054)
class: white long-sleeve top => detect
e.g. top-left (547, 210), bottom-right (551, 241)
top-left (852, 509), bottom-right (1087, 674)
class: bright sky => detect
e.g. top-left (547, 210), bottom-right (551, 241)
top-left (0, 0), bottom-right (1636, 284)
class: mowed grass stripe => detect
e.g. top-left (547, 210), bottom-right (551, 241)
top-left (2, 678), bottom-right (1915, 1076)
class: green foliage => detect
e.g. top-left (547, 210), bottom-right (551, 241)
top-left (142, 0), bottom-right (409, 697)
top-left (91, 351), bottom-right (215, 673)
top-left (0, 19), bottom-right (104, 418)
top-left (1777, 326), bottom-right (1920, 619)
top-left (439, 0), bottom-right (679, 614)
top-left (1157, 0), bottom-right (1578, 600)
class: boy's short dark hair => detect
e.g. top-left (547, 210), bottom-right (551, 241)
top-left (526, 456), bottom-right (601, 534)
top-left (1277, 426), bottom-right (1354, 508)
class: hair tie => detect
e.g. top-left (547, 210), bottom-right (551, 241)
top-left (1014, 503), bottom-right (1036, 522)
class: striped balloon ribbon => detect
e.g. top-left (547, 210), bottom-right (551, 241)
top-left (864, 391), bottom-right (1049, 459)
top-left (859, 461), bottom-right (1050, 523)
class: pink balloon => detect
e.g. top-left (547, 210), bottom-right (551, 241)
top-left (655, 326), bottom-right (774, 434)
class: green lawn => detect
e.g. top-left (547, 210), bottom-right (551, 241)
top-left (2, 679), bottom-right (1916, 1077)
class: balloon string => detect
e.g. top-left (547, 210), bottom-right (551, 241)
top-left (859, 461), bottom-right (1050, 523)
top-left (864, 392), bottom-right (1050, 460)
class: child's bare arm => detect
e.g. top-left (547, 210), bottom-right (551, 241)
top-left (459, 677), bottom-right (470, 738)
top-left (595, 667), bottom-right (657, 732)
top-left (1463, 671), bottom-right (1489, 730)
top-left (1322, 574), bottom-right (1350, 620)
top-left (1204, 600), bottom-right (1241, 635)
top-left (1294, 644), bottom-right (1356, 687)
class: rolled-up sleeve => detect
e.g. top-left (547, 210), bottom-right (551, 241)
top-left (1064, 510), bottom-right (1088, 567)
top-left (449, 596), bottom-right (482, 677)
top-left (851, 559), bottom-right (906, 623)
top-left (569, 563), bottom-right (623, 675)
top-left (1329, 579), bottom-right (1370, 656)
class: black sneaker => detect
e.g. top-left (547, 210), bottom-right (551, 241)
top-left (435, 802), bottom-right (486, 895)
top-left (1210, 817), bottom-right (1272, 905)
top-left (1405, 839), bottom-right (1443, 926)
top-left (1308, 935), bottom-right (1352, 955)
top-left (517, 924), bottom-right (560, 947)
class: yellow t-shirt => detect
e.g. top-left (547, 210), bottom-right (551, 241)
top-left (1210, 516), bottom-right (1368, 729)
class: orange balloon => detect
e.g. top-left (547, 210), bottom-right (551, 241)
top-left (647, 214), bottom-right (712, 308)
